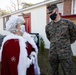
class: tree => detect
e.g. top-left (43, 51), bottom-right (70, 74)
top-left (39, 37), bottom-right (45, 54)
top-left (8, 0), bottom-right (33, 12)
top-left (21, 2), bottom-right (33, 8)
top-left (9, 0), bottom-right (22, 11)
top-left (0, 9), bottom-right (10, 16)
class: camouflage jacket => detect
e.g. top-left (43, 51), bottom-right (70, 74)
top-left (45, 18), bottom-right (76, 59)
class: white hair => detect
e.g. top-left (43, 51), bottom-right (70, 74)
top-left (6, 16), bottom-right (25, 33)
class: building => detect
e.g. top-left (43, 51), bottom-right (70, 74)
top-left (0, 0), bottom-right (76, 55)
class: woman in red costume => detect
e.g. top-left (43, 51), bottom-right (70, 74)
top-left (21, 25), bottom-right (40, 75)
top-left (0, 16), bottom-right (37, 75)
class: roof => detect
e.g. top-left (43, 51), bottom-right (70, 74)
top-left (0, 0), bottom-right (63, 18)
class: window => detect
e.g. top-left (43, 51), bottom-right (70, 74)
top-left (72, 0), bottom-right (76, 14)
top-left (3, 15), bottom-right (10, 29)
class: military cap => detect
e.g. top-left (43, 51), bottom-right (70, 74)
top-left (47, 4), bottom-right (58, 14)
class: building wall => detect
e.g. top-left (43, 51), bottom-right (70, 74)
top-left (0, 18), bottom-right (3, 30)
top-left (63, 0), bottom-right (72, 15)
top-left (62, 0), bottom-right (76, 15)
top-left (31, 6), bottom-right (49, 48)
top-left (22, 5), bottom-right (50, 48)
top-left (0, 5), bottom-right (50, 48)
top-left (57, 3), bottom-right (63, 15)
top-left (29, 6), bottom-right (50, 48)
top-left (71, 41), bottom-right (76, 56)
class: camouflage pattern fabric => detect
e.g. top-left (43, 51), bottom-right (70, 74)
top-left (45, 18), bottom-right (76, 59)
top-left (49, 55), bottom-right (73, 75)
top-left (45, 18), bottom-right (76, 75)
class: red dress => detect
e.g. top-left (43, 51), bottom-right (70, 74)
top-left (26, 42), bottom-right (35, 75)
top-left (1, 39), bottom-right (20, 75)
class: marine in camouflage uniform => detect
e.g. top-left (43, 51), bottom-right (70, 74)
top-left (45, 4), bottom-right (76, 75)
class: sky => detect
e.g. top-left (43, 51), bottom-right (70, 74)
top-left (0, 0), bottom-right (45, 10)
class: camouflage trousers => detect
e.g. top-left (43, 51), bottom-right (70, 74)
top-left (49, 55), bottom-right (74, 75)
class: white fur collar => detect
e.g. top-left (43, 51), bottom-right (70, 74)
top-left (23, 32), bottom-right (38, 54)
top-left (23, 32), bottom-right (40, 74)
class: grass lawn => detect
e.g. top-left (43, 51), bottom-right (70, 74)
top-left (38, 49), bottom-right (76, 75)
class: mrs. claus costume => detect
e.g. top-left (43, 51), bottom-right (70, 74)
top-left (21, 25), bottom-right (40, 75)
top-left (0, 16), bottom-right (37, 75)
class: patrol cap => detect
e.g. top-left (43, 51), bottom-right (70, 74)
top-left (47, 4), bottom-right (58, 14)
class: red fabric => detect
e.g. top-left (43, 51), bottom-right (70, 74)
top-left (26, 42), bottom-right (35, 75)
top-left (1, 39), bottom-right (35, 75)
top-left (1, 39), bottom-right (20, 75)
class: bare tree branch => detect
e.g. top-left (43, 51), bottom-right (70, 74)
top-left (17, 0), bottom-right (19, 10)
top-left (10, 0), bottom-right (17, 11)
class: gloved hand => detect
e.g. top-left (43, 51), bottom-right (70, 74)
top-left (30, 51), bottom-right (37, 59)
top-left (30, 51), bottom-right (37, 64)
top-left (30, 56), bottom-right (36, 64)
